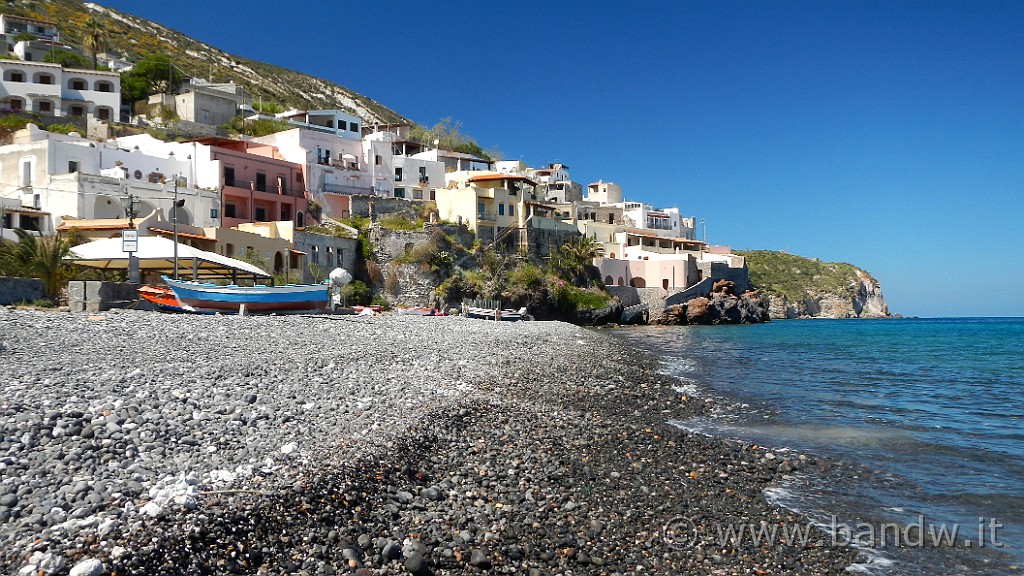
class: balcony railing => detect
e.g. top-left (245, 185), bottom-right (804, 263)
top-left (477, 212), bottom-right (497, 221)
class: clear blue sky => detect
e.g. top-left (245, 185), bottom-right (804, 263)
top-left (98, 0), bottom-right (1024, 317)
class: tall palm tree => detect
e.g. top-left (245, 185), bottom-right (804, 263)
top-left (81, 16), bottom-right (108, 70)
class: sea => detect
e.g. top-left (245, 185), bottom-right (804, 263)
top-left (613, 317), bottom-right (1023, 575)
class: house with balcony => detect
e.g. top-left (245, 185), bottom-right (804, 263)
top-left (435, 171), bottom-right (576, 254)
top-left (417, 148), bottom-right (494, 174)
top-left (185, 137), bottom-right (308, 229)
top-left (254, 126), bottom-right (374, 220)
top-left (1, 14), bottom-right (61, 62)
top-left (364, 131), bottom-right (445, 202)
top-left (277, 109), bottom-right (362, 140)
top-left (0, 60), bottom-right (119, 120)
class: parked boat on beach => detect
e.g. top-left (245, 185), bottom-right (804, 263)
top-left (462, 299), bottom-right (527, 321)
top-left (162, 276), bottom-right (329, 313)
top-left (137, 284), bottom-right (194, 313)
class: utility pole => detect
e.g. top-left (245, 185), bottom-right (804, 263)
top-left (121, 188), bottom-right (140, 284)
top-left (171, 175), bottom-right (184, 280)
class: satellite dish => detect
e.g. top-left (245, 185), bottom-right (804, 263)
top-left (329, 268), bottom-right (352, 287)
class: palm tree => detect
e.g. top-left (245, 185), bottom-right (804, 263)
top-left (0, 229), bottom-right (79, 299)
top-left (81, 16), bottom-right (108, 70)
top-left (551, 235), bottom-right (601, 286)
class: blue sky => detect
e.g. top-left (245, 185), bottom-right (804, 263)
top-left (98, 0), bottom-right (1023, 317)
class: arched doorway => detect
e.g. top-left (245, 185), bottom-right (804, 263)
top-left (296, 211), bottom-right (305, 228)
top-left (629, 277), bottom-right (646, 288)
top-left (273, 252), bottom-right (284, 274)
top-left (604, 275), bottom-right (614, 285)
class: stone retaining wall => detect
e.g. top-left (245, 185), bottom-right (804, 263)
top-left (68, 281), bottom-right (139, 313)
top-left (0, 277), bottom-right (44, 305)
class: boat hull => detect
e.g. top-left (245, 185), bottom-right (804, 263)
top-left (163, 277), bottom-right (328, 313)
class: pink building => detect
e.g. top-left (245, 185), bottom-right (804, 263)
top-left (192, 138), bottom-right (308, 229)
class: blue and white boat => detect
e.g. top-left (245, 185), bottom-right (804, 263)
top-left (162, 276), bottom-right (328, 313)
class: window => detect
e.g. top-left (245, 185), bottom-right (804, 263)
top-left (296, 212), bottom-right (305, 228)
top-left (395, 167), bottom-right (403, 182)
top-left (418, 166), bottom-right (427, 182)
top-left (349, 122), bottom-right (359, 132)
top-left (280, 205), bottom-right (290, 221)
top-left (95, 107), bottom-right (111, 121)
top-left (374, 155), bottom-right (382, 166)
top-left (478, 202), bottom-right (485, 216)
top-left (7, 71), bottom-right (24, 82)
top-left (255, 207), bottom-right (266, 221)
top-left (225, 243), bottom-right (234, 256)
top-left (394, 187), bottom-right (405, 199)
top-left (255, 172), bottom-right (266, 192)
top-left (68, 161), bottom-right (78, 173)
top-left (210, 208), bottom-right (218, 219)
top-left (311, 245), bottom-right (319, 264)
top-left (509, 204), bottom-right (514, 217)
top-left (37, 101), bottom-right (52, 113)
top-left (147, 172), bottom-right (163, 183)
top-left (223, 166), bottom-right (235, 187)
top-left (20, 158), bottom-right (32, 187)
top-left (36, 73), bottom-right (53, 85)
top-left (8, 98), bottom-right (23, 111)
top-left (413, 189), bottom-right (423, 200)
top-left (277, 175), bottom-right (287, 194)
top-left (337, 249), bottom-right (344, 266)
top-left (95, 81), bottom-right (113, 92)
top-left (68, 105), bottom-right (85, 117)
top-left (224, 204), bottom-right (236, 218)
top-left (133, 170), bottom-right (142, 180)
top-left (498, 204), bottom-right (505, 216)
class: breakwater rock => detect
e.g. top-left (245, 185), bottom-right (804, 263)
top-left (657, 280), bottom-right (771, 325)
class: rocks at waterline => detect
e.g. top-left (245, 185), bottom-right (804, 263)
top-left (658, 280), bottom-right (771, 325)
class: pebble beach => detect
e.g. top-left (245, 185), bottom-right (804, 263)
top-left (0, 308), bottom-right (857, 575)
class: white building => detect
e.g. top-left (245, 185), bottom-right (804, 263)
top-left (0, 60), bottom-right (119, 120)
top-left (0, 126), bottom-right (220, 238)
top-left (585, 180), bottom-right (622, 205)
top-left (277, 109), bottom-right (362, 140)
top-left (365, 130), bottom-right (445, 202)
top-left (620, 201), bottom-right (695, 239)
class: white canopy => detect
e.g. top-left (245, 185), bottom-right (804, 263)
top-left (66, 236), bottom-right (270, 279)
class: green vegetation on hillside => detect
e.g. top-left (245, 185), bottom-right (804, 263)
top-left (738, 250), bottom-right (866, 302)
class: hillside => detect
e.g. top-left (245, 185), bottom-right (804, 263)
top-left (2, 0), bottom-right (409, 125)
top-left (737, 250), bottom-right (890, 319)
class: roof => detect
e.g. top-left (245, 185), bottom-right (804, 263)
top-left (2, 205), bottom-right (49, 216)
top-left (624, 229), bottom-right (705, 245)
top-left (58, 218), bottom-right (130, 231)
top-left (150, 228), bottom-right (217, 242)
top-left (467, 172), bottom-right (538, 187)
top-left (66, 236), bottom-right (270, 279)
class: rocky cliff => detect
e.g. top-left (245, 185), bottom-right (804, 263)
top-left (739, 251), bottom-right (890, 319)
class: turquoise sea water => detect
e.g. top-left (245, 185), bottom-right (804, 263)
top-left (614, 318), bottom-right (1024, 575)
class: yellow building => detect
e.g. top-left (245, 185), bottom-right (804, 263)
top-left (435, 171), bottom-right (561, 246)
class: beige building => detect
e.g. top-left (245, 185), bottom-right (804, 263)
top-left (434, 171), bottom-right (576, 253)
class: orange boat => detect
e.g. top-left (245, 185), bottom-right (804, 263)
top-left (137, 285), bottom-right (192, 312)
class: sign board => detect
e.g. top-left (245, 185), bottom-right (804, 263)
top-left (121, 229), bottom-right (138, 253)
